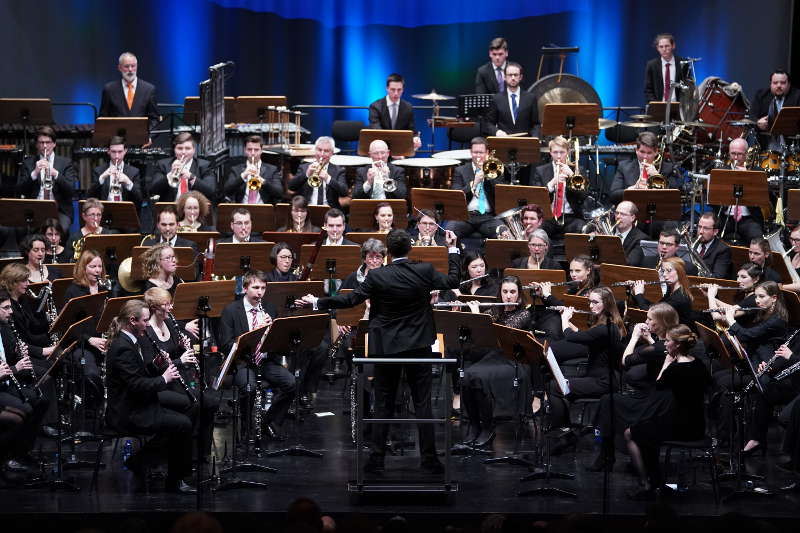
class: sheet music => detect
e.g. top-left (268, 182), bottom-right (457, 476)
top-left (546, 347), bottom-right (570, 395)
top-left (213, 342), bottom-right (238, 391)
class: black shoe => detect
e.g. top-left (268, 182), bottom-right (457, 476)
top-left (299, 394), bottom-right (314, 410)
top-left (123, 455), bottom-right (146, 480)
top-left (420, 458), bottom-right (445, 475)
top-left (40, 425), bottom-right (59, 438)
top-left (474, 429), bottom-right (496, 448)
top-left (780, 481), bottom-right (800, 492)
top-left (166, 479), bottom-right (197, 494)
top-left (741, 443), bottom-right (766, 457)
top-left (364, 457), bottom-right (385, 474)
top-left (549, 432), bottom-right (577, 456)
top-left (3, 459), bottom-right (30, 473)
top-left (265, 423), bottom-right (286, 441)
top-left (463, 424), bottom-right (481, 445)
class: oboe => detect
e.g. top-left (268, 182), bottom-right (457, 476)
top-left (167, 312), bottom-right (205, 391)
top-left (144, 329), bottom-right (196, 404)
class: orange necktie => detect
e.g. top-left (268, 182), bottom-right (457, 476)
top-left (126, 82), bottom-right (134, 110)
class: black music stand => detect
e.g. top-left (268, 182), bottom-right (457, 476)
top-left (487, 136), bottom-right (541, 185)
top-left (564, 233), bottom-right (626, 265)
top-left (357, 129), bottom-right (415, 158)
top-left (708, 169), bottom-right (770, 245)
top-left (0, 98), bottom-right (52, 155)
top-left (623, 189), bottom-right (682, 238)
top-left (0, 199), bottom-right (58, 234)
top-left (92, 117), bottom-right (149, 146)
top-left (494, 185), bottom-right (554, 218)
top-left (348, 199), bottom-right (408, 231)
top-left (263, 281), bottom-right (325, 317)
top-left (410, 188), bottom-right (469, 223)
top-left (262, 314), bottom-right (329, 459)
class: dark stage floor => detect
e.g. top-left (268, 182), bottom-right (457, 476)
top-left (2, 377), bottom-right (800, 531)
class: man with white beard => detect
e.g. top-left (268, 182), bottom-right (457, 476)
top-left (99, 51), bottom-right (160, 131)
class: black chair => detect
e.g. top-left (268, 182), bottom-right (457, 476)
top-left (447, 124), bottom-right (481, 149)
top-left (332, 120), bottom-right (365, 154)
top-left (89, 427), bottom-right (149, 492)
top-left (662, 438), bottom-right (720, 503)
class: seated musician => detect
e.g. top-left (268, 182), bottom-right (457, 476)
top-left (609, 132), bottom-right (678, 205)
top-left (370, 202), bottom-right (395, 234)
top-left (16, 126), bottom-right (78, 232)
top-left (635, 227), bottom-right (698, 275)
top-left (277, 196), bottom-right (320, 233)
top-left (143, 288), bottom-right (219, 462)
top-left (141, 243), bottom-right (185, 297)
top-left (510, 229), bottom-right (561, 270)
top-left (546, 287), bottom-right (626, 454)
top-left (613, 201), bottom-right (648, 265)
top-left (705, 262), bottom-right (764, 330)
top-left (342, 239), bottom-right (386, 290)
top-left (323, 209), bottom-right (358, 246)
top-left (0, 265), bottom-right (57, 366)
top-left (289, 136), bottom-right (348, 209)
top-left (88, 136), bottom-right (143, 204)
top-left (266, 243), bottom-right (298, 283)
top-left (712, 138), bottom-right (764, 244)
top-left (104, 300), bottom-right (196, 493)
top-left (20, 234), bottom-right (62, 282)
top-left (631, 256), bottom-right (694, 326)
top-left (439, 251), bottom-right (497, 303)
top-left (448, 136), bottom-right (504, 239)
top-left (533, 136), bottom-right (587, 235)
top-left (0, 288), bottom-right (49, 478)
top-left (691, 212), bottom-right (732, 279)
top-left (780, 226), bottom-right (800, 292)
top-left (748, 237), bottom-right (783, 283)
top-left (588, 303), bottom-right (680, 471)
top-left (39, 218), bottom-right (71, 264)
top-left (521, 204), bottom-right (545, 240)
top-left (142, 206), bottom-right (199, 252)
top-left (219, 207), bottom-right (264, 244)
top-left (177, 191), bottom-right (213, 232)
top-left (413, 209), bottom-right (446, 246)
top-left (66, 198), bottom-right (117, 261)
top-left (150, 132), bottom-right (215, 203)
top-left (218, 270), bottom-right (296, 440)
top-left (223, 135), bottom-right (283, 205)
top-left (461, 275), bottom-right (534, 448)
top-left (353, 140), bottom-right (408, 200)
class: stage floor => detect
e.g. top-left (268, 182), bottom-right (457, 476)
top-left (2, 378), bottom-right (800, 531)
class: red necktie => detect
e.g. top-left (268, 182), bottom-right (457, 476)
top-left (179, 176), bottom-right (189, 195)
top-left (553, 182), bottom-right (565, 218)
top-left (663, 63), bottom-right (671, 101)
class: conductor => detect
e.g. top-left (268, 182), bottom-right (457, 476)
top-left (297, 229), bottom-right (461, 474)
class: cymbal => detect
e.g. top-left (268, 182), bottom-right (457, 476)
top-left (598, 118), bottom-right (618, 129)
top-left (678, 120), bottom-right (719, 128)
top-left (728, 118), bottom-right (755, 126)
top-left (412, 90), bottom-right (454, 101)
top-left (629, 114), bottom-right (652, 121)
top-left (621, 120), bottom-right (658, 128)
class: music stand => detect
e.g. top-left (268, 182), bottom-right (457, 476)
top-left (83, 233), bottom-right (142, 280)
top-left (263, 281), bottom-right (325, 317)
top-left (261, 232), bottom-right (319, 259)
top-left (789, 190), bottom-right (800, 222)
top-left (483, 239), bottom-right (530, 272)
top-left (541, 103), bottom-right (600, 137)
top-left (600, 263), bottom-right (663, 304)
top-left (170, 281), bottom-right (236, 320)
top-left (184, 96), bottom-right (237, 125)
top-left (406, 246), bottom-right (449, 275)
top-left (214, 243), bottom-right (274, 276)
top-left (262, 314), bottom-right (329, 458)
top-left (51, 277), bottom-right (74, 308)
top-left (782, 290), bottom-right (800, 329)
top-left (494, 185), bottom-right (554, 218)
top-left (216, 203), bottom-right (276, 234)
top-left (487, 137), bottom-right (541, 185)
top-left (564, 233), bottom-right (626, 265)
top-left (92, 117), bottom-right (149, 146)
top-left (345, 232), bottom-right (386, 246)
top-left (357, 129), bottom-right (415, 158)
top-left (623, 189), bottom-right (682, 237)
top-left (78, 200), bottom-right (140, 233)
top-left (348, 199), bottom-right (408, 231)
top-left (708, 169), bottom-right (770, 245)
top-left (299, 245), bottom-right (361, 281)
top-left (410, 188), bottom-right (468, 223)
top-left (0, 98), bottom-right (52, 155)
top-left (235, 96), bottom-right (288, 124)
top-left (0, 199), bottom-right (58, 233)
top-left (273, 203), bottom-right (328, 230)
top-left (687, 275), bottom-right (738, 311)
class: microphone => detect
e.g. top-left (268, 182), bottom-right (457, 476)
top-left (680, 57), bottom-right (702, 64)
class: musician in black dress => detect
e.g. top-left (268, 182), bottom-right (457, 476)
top-left (532, 255), bottom-right (599, 342)
top-left (748, 238), bottom-right (783, 283)
top-left (276, 196), bottom-right (320, 233)
top-left (105, 299), bottom-right (195, 493)
top-left (704, 262), bottom-right (764, 330)
top-left (20, 234), bottom-right (62, 282)
top-left (547, 287), bottom-right (626, 453)
top-left (176, 191), bottom-right (214, 232)
top-left (626, 324), bottom-right (710, 500)
top-left (266, 243), bottom-right (299, 283)
top-left (510, 229), bottom-right (561, 270)
top-left (444, 251), bottom-right (497, 300)
top-left (631, 256), bottom-right (694, 326)
top-left (461, 276), bottom-right (533, 447)
top-left (39, 218), bottom-right (71, 264)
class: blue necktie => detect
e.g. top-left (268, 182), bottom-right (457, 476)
top-left (511, 93), bottom-right (518, 122)
top-left (477, 182), bottom-right (486, 215)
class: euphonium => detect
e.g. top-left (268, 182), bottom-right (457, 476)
top-left (482, 149), bottom-right (504, 180)
top-left (246, 156), bottom-right (262, 191)
top-left (308, 157), bottom-right (329, 188)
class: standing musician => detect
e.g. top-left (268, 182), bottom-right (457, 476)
top-left (142, 206), bottom-right (199, 253)
top-left (643, 33), bottom-right (687, 104)
top-left (266, 243), bottom-right (299, 283)
top-left (150, 132), bottom-right (215, 203)
top-left (546, 287), bottom-right (626, 454)
top-left (692, 212), bottom-right (732, 279)
top-left (609, 132), bottom-right (678, 205)
top-left (99, 52), bottom-right (160, 131)
top-left (354, 140), bottom-right (408, 200)
top-left (631, 256), bottom-right (694, 326)
top-left (449, 137), bottom-right (505, 239)
top-left (277, 196), bottom-right (320, 233)
top-left (636, 228), bottom-right (698, 275)
top-left (413, 209), bottom-right (446, 246)
top-left (20, 234), bottom-right (62, 282)
top-left (66, 199), bottom-right (117, 261)
top-left (510, 229), bottom-right (561, 270)
top-left (481, 62), bottom-right (540, 139)
top-left (143, 288), bottom-right (218, 462)
top-left (460, 276), bottom-right (534, 448)
top-left (322, 209), bottom-right (358, 246)
top-left (223, 135), bottom-right (283, 205)
top-left (176, 191), bottom-right (214, 232)
top-left (712, 138), bottom-right (764, 244)
top-left (17, 126), bottom-right (77, 232)
top-left (748, 237), bottom-right (783, 283)
top-left (296, 229), bottom-right (461, 474)
top-left (474, 37), bottom-right (510, 95)
top-left (748, 70), bottom-right (800, 150)
top-left (39, 218), bottom-right (71, 264)
top-left (613, 201), bottom-right (648, 265)
top-left (367, 73), bottom-right (422, 150)
top-left (88, 136), bottom-right (143, 204)
top-left (289, 136), bottom-right (348, 209)
top-left (218, 270), bottom-right (296, 441)
top-left (533, 136), bottom-right (587, 235)
top-left (104, 300), bottom-right (195, 494)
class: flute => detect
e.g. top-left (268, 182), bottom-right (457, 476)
top-left (459, 274), bottom-right (489, 286)
top-left (433, 302), bottom-right (520, 308)
top-left (689, 285), bottom-right (741, 290)
top-left (701, 306), bottom-right (760, 313)
top-left (610, 280), bottom-right (663, 287)
top-left (545, 306), bottom-right (593, 314)
top-left (523, 280), bottom-right (579, 289)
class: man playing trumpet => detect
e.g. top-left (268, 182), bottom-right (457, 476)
top-left (151, 132), bottom-right (215, 203)
top-left (289, 136), bottom-right (348, 209)
top-left (354, 139), bottom-right (407, 200)
top-left (610, 132), bottom-right (677, 204)
top-left (89, 136), bottom-right (143, 204)
top-left (224, 135), bottom-right (283, 205)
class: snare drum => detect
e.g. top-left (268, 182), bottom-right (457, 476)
top-left (392, 157), bottom-right (460, 189)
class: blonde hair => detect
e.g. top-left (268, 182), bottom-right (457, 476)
top-left (548, 135), bottom-right (569, 151)
top-left (106, 299), bottom-right (148, 340)
top-left (141, 243), bottom-right (173, 279)
top-left (0, 263), bottom-right (30, 292)
top-left (144, 287), bottom-right (172, 308)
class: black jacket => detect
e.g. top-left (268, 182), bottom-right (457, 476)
top-left (748, 87), bottom-right (800, 129)
top-left (481, 90), bottom-right (539, 137)
top-left (609, 158), bottom-right (679, 204)
top-left (475, 62), bottom-right (504, 94)
top-left (354, 164), bottom-right (407, 200)
top-left (288, 162), bottom-right (348, 209)
top-left (88, 162), bottom-right (143, 204)
top-left (17, 154), bottom-right (77, 222)
top-left (643, 56), bottom-right (687, 104)
top-left (223, 161), bottom-right (283, 205)
top-left (451, 162), bottom-right (504, 215)
top-left (99, 78), bottom-right (160, 130)
top-left (621, 227), bottom-right (649, 266)
top-left (531, 162), bottom-right (587, 218)
top-left (150, 157), bottom-right (216, 203)
top-left (368, 98), bottom-right (416, 131)
top-left (696, 237), bottom-right (732, 279)
top-left (218, 299), bottom-right (278, 357)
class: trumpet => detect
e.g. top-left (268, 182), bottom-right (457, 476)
top-left (167, 155), bottom-right (191, 188)
top-left (545, 305), bottom-right (593, 315)
top-left (371, 160), bottom-right (396, 193)
top-left (433, 302), bottom-right (520, 308)
top-left (701, 306), bottom-right (760, 313)
top-left (40, 149), bottom-right (53, 194)
top-left (109, 159), bottom-right (123, 199)
top-left (641, 153), bottom-right (667, 189)
top-left (246, 156), bottom-right (262, 191)
top-left (308, 156), bottom-right (329, 188)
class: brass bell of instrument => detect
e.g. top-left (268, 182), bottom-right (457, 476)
top-left (647, 152), bottom-right (667, 189)
top-left (247, 174), bottom-right (262, 191)
top-left (568, 173), bottom-right (588, 191)
top-left (482, 150), bottom-right (504, 180)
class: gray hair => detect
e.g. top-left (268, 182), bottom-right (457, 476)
top-left (528, 228), bottom-right (550, 247)
top-left (361, 238), bottom-right (387, 260)
top-left (315, 136), bottom-right (336, 150)
top-left (118, 52), bottom-right (137, 64)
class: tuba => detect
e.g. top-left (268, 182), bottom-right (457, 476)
top-left (492, 206), bottom-right (527, 240)
top-left (581, 208), bottom-right (618, 235)
top-left (482, 150), bottom-right (504, 180)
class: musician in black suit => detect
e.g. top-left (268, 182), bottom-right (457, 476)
top-left (288, 136), bottom-right (348, 210)
top-left (448, 137), bottom-right (505, 238)
top-left (643, 33), bottom-right (687, 104)
top-left (141, 206), bottom-right (199, 253)
top-left (532, 136), bottom-right (587, 235)
top-left (16, 126), bottom-right (77, 232)
top-left (749, 70), bottom-right (800, 150)
top-left (367, 73), bottom-right (421, 150)
top-left (218, 207), bottom-right (264, 244)
top-left (353, 140), bottom-right (408, 200)
top-left (298, 229), bottom-right (461, 474)
top-left (481, 62), bottom-right (539, 138)
top-left (218, 271), bottom-right (295, 440)
top-left (105, 300), bottom-right (195, 493)
top-left (638, 228), bottom-right (699, 276)
top-left (150, 133), bottom-right (216, 203)
top-left (693, 213), bottom-right (732, 279)
top-left (322, 209), bottom-right (358, 246)
top-left (99, 52), bottom-right (160, 130)
top-left (609, 131), bottom-right (679, 205)
top-left (474, 37), bottom-right (509, 94)
top-left (710, 138), bottom-right (764, 244)
top-left (88, 136), bottom-right (143, 204)
top-left (613, 201), bottom-right (649, 266)
top-left (223, 135), bottom-right (283, 205)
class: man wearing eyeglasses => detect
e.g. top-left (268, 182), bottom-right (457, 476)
top-left (219, 208), bottom-right (264, 244)
top-left (712, 138), bottom-right (764, 245)
top-left (638, 227), bottom-right (698, 275)
top-left (613, 200), bottom-right (648, 265)
top-left (693, 212), bottom-right (732, 279)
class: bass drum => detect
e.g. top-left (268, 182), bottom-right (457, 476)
top-left (527, 74), bottom-right (602, 123)
top-left (695, 78), bottom-right (748, 144)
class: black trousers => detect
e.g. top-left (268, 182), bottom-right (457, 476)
top-left (129, 407), bottom-right (193, 483)
top-left (232, 358), bottom-right (296, 427)
top-left (369, 348), bottom-right (437, 462)
top-left (158, 385), bottom-right (220, 457)
top-left (0, 387), bottom-right (48, 459)
top-left (298, 345), bottom-right (329, 397)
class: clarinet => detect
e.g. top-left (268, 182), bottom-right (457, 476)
top-left (745, 329), bottom-right (800, 392)
top-left (0, 346), bottom-right (28, 402)
top-left (143, 328), bottom-right (196, 404)
top-left (774, 361), bottom-right (800, 382)
top-left (167, 312), bottom-right (205, 391)
top-left (8, 316), bottom-right (36, 383)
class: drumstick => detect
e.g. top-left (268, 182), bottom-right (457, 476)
top-left (413, 206), bottom-right (448, 233)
